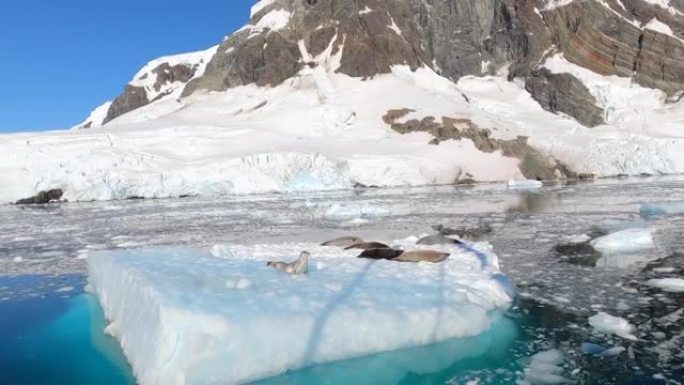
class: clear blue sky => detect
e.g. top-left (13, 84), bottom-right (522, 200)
top-left (0, 0), bottom-right (253, 132)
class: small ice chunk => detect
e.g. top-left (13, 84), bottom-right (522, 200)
top-left (652, 267), bottom-right (675, 273)
top-left (591, 228), bottom-right (655, 256)
top-left (581, 342), bottom-right (606, 355)
top-left (639, 202), bottom-right (684, 218)
top-left (508, 179), bottom-right (543, 189)
top-left (599, 346), bottom-right (625, 357)
top-left (562, 234), bottom-right (591, 244)
top-left (646, 278), bottom-right (684, 293)
top-left (12, 256), bottom-right (23, 263)
top-left (519, 349), bottom-right (571, 384)
top-left (588, 312), bottom-right (637, 341)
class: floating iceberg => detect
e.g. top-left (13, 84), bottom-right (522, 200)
top-left (639, 202), bottom-right (684, 218)
top-left (518, 349), bottom-right (571, 385)
top-left (590, 228), bottom-right (659, 267)
top-left (88, 241), bottom-right (513, 385)
top-left (647, 278), bottom-right (684, 293)
top-left (507, 179), bottom-right (543, 189)
top-left (588, 312), bottom-right (637, 341)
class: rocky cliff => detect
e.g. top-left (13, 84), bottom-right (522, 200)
top-left (81, 0), bottom-right (684, 129)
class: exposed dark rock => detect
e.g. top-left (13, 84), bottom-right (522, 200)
top-left (151, 63), bottom-right (196, 92)
top-left (103, 85), bottom-right (148, 125)
top-left (543, 0), bottom-right (684, 95)
top-left (183, 29), bottom-right (302, 95)
top-left (15, 189), bottom-right (64, 205)
top-left (525, 68), bottom-right (605, 127)
top-left (383, 111), bottom-right (576, 180)
top-left (88, 0), bottom-right (684, 133)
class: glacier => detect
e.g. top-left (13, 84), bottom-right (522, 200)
top-left (87, 240), bottom-right (514, 385)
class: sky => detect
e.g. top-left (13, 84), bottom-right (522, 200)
top-left (0, 0), bottom-right (253, 133)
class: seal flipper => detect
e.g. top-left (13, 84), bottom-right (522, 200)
top-left (357, 248), bottom-right (404, 260)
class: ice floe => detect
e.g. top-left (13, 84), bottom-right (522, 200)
top-left (88, 240), bottom-right (513, 385)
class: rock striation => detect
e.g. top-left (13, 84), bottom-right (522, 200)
top-left (90, 0), bottom-right (684, 129)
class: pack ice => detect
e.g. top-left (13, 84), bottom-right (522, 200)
top-left (88, 240), bottom-right (514, 385)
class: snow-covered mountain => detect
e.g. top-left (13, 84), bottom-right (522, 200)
top-left (3, 0), bottom-right (684, 203)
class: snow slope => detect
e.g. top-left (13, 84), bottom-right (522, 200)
top-left (0, 64), bottom-right (525, 203)
top-left (4, 36), bottom-right (684, 202)
top-left (88, 240), bottom-right (513, 385)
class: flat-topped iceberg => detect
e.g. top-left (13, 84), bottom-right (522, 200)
top-left (88, 240), bottom-right (513, 385)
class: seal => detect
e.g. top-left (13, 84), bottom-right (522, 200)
top-left (357, 249), bottom-right (450, 263)
top-left (393, 250), bottom-right (450, 263)
top-left (345, 241), bottom-right (390, 250)
top-left (357, 248), bottom-right (404, 260)
top-left (321, 236), bottom-right (364, 248)
top-left (267, 251), bottom-right (310, 275)
top-left (417, 234), bottom-right (463, 246)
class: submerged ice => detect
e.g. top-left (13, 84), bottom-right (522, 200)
top-left (88, 241), bottom-right (513, 385)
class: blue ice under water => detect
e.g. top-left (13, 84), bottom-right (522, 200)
top-left (0, 276), bottom-right (134, 385)
top-left (2, 275), bottom-right (525, 385)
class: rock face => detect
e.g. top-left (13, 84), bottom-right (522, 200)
top-left (103, 85), bottom-right (148, 125)
top-left (88, 0), bottom-right (684, 128)
top-left (525, 68), bottom-right (605, 127)
top-left (382, 110), bottom-right (575, 180)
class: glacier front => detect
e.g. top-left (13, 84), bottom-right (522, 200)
top-left (87, 241), bottom-right (514, 385)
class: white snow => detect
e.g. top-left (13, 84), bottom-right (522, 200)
top-left (543, 54), bottom-right (664, 125)
top-left (359, 6), bottom-right (373, 15)
top-left (251, 9), bottom-right (291, 32)
top-left (0, 64), bottom-right (525, 203)
top-left (588, 312), bottom-right (638, 341)
top-left (544, 0), bottom-right (576, 11)
top-left (128, 46), bottom-right (219, 104)
top-left (644, 18), bottom-right (676, 36)
top-left (456, 75), bottom-right (684, 178)
top-left (88, 240), bottom-right (513, 385)
top-left (250, 0), bottom-right (276, 18)
top-left (4, 17), bottom-right (684, 202)
top-left (641, 0), bottom-right (684, 16)
top-left (71, 101), bottom-right (112, 130)
top-left (647, 278), bottom-right (684, 293)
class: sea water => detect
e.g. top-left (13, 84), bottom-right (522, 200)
top-left (0, 275), bottom-right (134, 385)
top-left (2, 178), bottom-right (683, 384)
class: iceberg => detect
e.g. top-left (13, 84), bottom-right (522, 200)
top-left (588, 312), bottom-right (637, 341)
top-left (507, 179), bottom-right (543, 189)
top-left (646, 278), bottom-right (684, 293)
top-left (639, 201), bottom-right (684, 218)
top-left (88, 241), bottom-right (513, 385)
top-left (590, 228), bottom-right (659, 267)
